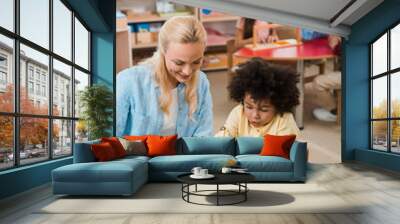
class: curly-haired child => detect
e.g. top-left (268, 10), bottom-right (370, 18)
top-left (216, 57), bottom-right (301, 137)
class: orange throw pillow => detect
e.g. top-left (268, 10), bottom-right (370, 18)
top-left (146, 135), bottom-right (177, 157)
top-left (260, 134), bottom-right (296, 159)
top-left (101, 137), bottom-right (126, 158)
top-left (91, 142), bottom-right (117, 161)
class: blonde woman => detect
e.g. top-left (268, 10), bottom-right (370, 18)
top-left (117, 16), bottom-right (213, 137)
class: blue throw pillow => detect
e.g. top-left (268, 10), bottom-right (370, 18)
top-left (236, 137), bottom-right (263, 155)
top-left (73, 139), bottom-right (100, 163)
top-left (177, 137), bottom-right (236, 155)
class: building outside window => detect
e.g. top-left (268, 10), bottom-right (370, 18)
top-left (28, 81), bottom-right (34, 94)
top-left (42, 85), bottom-right (46, 97)
top-left (0, 71), bottom-right (6, 84)
top-left (28, 66), bottom-right (34, 80)
top-left (0, 54), bottom-right (7, 67)
top-left (371, 22), bottom-right (400, 154)
top-left (41, 73), bottom-right (46, 83)
top-left (0, 54), bottom-right (7, 88)
top-left (35, 83), bottom-right (40, 95)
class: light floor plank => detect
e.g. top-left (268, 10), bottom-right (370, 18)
top-left (1, 162), bottom-right (400, 224)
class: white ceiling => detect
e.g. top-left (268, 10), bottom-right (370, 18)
top-left (172, 0), bottom-right (384, 37)
top-left (228, 0), bottom-right (352, 22)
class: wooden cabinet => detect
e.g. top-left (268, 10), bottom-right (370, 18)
top-left (116, 17), bottom-right (132, 73)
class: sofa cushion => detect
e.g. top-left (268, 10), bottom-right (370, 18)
top-left (236, 137), bottom-right (263, 155)
top-left (236, 155), bottom-right (293, 172)
top-left (91, 142), bottom-right (118, 161)
top-left (119, 138), bottom-right (147, 156)
top-left (124, 135), bottom-right (148, 142)
top-left (260, 134), bottom-right (296, 159)
top-left (101, 137), bottom-right (127, 158)
top-left (74, 139), bottom-right (100, 163)
top-left (177, 137), bottom-right (236, 155)
top-left (147, 135), bottom-right (177, 157)
top-left (148, 154), bottom-right (235, 172)
top-left (115, 155), bottom-right (150, 163)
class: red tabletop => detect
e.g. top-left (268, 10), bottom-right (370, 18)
top-left (234, 38), bottom-right (336, 61)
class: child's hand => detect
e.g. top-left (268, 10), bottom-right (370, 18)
top-left (328, 35), bottom-right (341, 50)
top-left (266, 34), bottom-right (279, 43)
top-left (257, 28), bottom-right (271, 43)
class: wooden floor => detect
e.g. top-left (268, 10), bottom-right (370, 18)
top-left (1, 162), bottom-right (400, 224)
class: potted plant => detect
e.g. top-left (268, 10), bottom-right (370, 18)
top-left (79, 84), bottom-right (113, 140)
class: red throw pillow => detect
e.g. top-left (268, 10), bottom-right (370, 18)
top-left (260, 134), bottom-right (296, 159)
top-left (146, 135), bottom-right (177, 157)
top-left (101, 137), bottom-right (126, 158)
top-left (91, 142), bottom-right (117, 161)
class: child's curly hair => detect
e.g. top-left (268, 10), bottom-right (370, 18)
top-left (228, 57), bottom-right (300, 115)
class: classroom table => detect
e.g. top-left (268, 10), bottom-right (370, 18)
top-left (233, 38), bottom-right (337, 129)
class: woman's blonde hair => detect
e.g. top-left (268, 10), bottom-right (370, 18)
top-left (143, 16), bottom-right (207, 117)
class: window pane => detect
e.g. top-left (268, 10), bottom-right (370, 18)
top-left (53, 59), bottom-right (72, 117)
top-left (372, 121), bottom-right (387, 151)
top-left (391, 72), bottom-right (400, 118)
top-left (74, 69), bottom-right (89, 118)
top-left (20, 117), bottom-right (49, 165)
top-left (391, 120), bottom-right (400, 153)
top-left (53, 119), bottom-right (72, 158)
top-left (20, 0), bottom-right (49, 49)
top-left (20, 44), bottom-right (49, 115)
top-left (391, 24), bottom-right (400, 70)
top-left (372, 77), bottom-right (387, 119)
top-left (372, 33), bottom-right (387, 76)
top-left (0, 35), bottom-right (14, 113)
top-left (75, 120), bottom-right (88, 143)
top-left (75, 18), bottom-right (89, 70)
top-left (0, 116), bottom-right (13, 170)
top-left (0, 0), bottom-right (14, 31)
top-left (53, 0), bottom-right (72, 60)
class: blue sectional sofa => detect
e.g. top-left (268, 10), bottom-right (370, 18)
top-left (52, 137), bottom-right (307, 196)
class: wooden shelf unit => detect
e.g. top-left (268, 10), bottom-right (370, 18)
top-left (117, 3), bottom-right (239, 72)
top-left (132, 42), bottom-right (157, 49)
top-left (201, 15), bottom-right (239, 23)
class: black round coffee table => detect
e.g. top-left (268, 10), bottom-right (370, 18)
top-left (177, 172), bottom-right (255, 206)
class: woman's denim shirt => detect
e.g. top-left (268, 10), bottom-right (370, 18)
top-left (116, 64), bottom-right (213, 137)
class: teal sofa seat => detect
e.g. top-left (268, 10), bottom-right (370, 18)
top-left (52, 136), bottom-right (307, 195)
top-left (148, 154), bottom-right (235, 181)
top-left (236, 155), bottom-right (293, 172)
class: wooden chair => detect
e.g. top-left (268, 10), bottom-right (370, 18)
top-left (226, 38), bottom-right (239, 77)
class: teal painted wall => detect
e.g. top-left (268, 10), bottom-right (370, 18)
top-left (92, 32), bottom-right (115, 135)
top-left (0, 0), bottom-right (115, 200)
top-left (344, 0), bottom-right (400, 172)
top-left (355, 149), bottom-right (400, 172)
top-left (0, 158), bottom-right (72, 199)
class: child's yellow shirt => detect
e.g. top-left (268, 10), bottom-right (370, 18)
top-left (215, 104), bottom-right (300, 137)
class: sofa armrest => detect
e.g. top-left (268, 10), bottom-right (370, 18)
top-left (289, 141), bottom-right (308, 181)
top-left (73, 140), bottom-right (100, 163)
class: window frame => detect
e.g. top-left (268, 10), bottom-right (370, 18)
top-left (0, 0), bottom-right (92, 171)
top-left (370, 20), bottom-right (400, 154)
